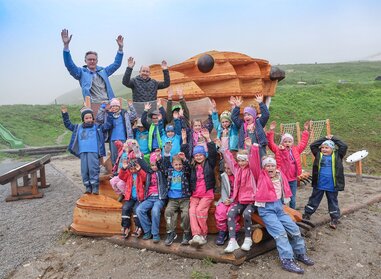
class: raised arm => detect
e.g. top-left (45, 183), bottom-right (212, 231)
top-left (122, 57), bottom-right (135, 88)
top-left (331, 136), bottom-right (348, 158)
top-left (266, 121), bottom-right (279, 153)
top-left (61, 106), bottom-right (75, 132)
top-left (296, 120), bottom-right (311, 153)
top-left (256, 94), bottom-right (269, 127)
top-left (157, 60), bottom-right (170, 89)
top-left (61, 29), bottom-right (81, 80)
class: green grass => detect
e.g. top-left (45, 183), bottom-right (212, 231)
top-left (0, 61), bottom-right (380, 173)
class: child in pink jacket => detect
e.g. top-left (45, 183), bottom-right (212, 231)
top-left (266, 120), bottom-right (310, 209)
top-left (221, 137), bottom-right (261, 253)
top-left (255, 156), bottom-right (314, 274)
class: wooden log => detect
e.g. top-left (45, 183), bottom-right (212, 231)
top-left (355, 160), bottom-right (363, 182)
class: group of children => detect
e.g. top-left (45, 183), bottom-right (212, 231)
top-left (62, 88), bottom-right (348, 274)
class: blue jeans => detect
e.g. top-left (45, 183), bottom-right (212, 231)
top-left (304, 188), bottom-right (340, 219)
top-left (110, 141), bottom-right (118, 166)
top-left (136, 196), bottom-right (165, 236)
top-left (288, 180), bottom-right (297, 209)
top-left (258, 200), bottom-right (306, 259)
top-left (121, 199), bottom-right (141, 229)
top-left (79, 152), bottom-right (100, 192)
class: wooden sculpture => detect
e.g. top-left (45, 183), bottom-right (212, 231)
top-left (150, 50), bottom-right (285, 114)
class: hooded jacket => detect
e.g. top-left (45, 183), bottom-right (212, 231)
top-left (255, 169), bottom-right (292, 203)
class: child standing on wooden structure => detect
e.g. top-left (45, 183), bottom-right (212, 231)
top-left (97, 98), bottom-right (137, 166)
top-left (211, 98), bottom-right (239, 152)
top-left (163, 137), bottom-right (192, 246)
top-left (61, 106), bottom-right (108, 195)
top-left (231, 94), bottom-right (270, 159)
top-left (266, 120), bottom-right (311, 209)
top-left (303, 136), bottom-right (348, 229)
top-left (133, 118), bottom-right (150, 163)
top-left (222, 138), bottom-right (260, 253)
top-left (135, 149), bottom-right (167, 243)
top-left (184, 129), bottom-right (217, 247)
top-left (118, 154), bottom-right (146, 238)
top-left (166, 87), bottom-right (191, 129)
top-left (256, 156), bottom-right (314, 274)
top-left (141, 101), bottom-right (166, 153)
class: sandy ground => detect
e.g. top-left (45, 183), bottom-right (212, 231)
top-left (1, 156), bottom-right (381, 279)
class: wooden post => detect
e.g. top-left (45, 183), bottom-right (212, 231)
top-left (355, 160), bottom-right (363, 182)
top-left (85, 96), bottom-right (91, 107)
top-left (326, 119), bottom-right (331, 135)
top-left (296, 122), bottom-right (301, 144)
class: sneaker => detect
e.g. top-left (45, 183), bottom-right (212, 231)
top-left (224, 238), bottom-right (240, 253)
top-left (142, 232), bottom-right (152, 240)
top-left (329, 219), bottom-right (338, 229)
top-left (117, 194), bottom-right (125, 202)
top-left (121, 227), bottom-right (130, 239)
top-left (295, 254), bottom-right (315, 266)
top-left (189, 235), bottom-right (202, 247)
top-left (132, 227), bottom-right (143, 238)
top-left (85, 187), bottom-right (92, 194)
top-left (281, 258), bottom-right (304, 274)
top-left (199, 235), bottom-right (207, 246)
top-left (302, 213), bottom-right (311, 220)
top-left (92, 190), bottom-right (99, 195)
top-left (164, 231), bottom-right (177, 246)
top-left (215, 231), bottom-right (228, 246)
top-left (153, 235), bottom-right (161, 243)
top-left (241, 237), bottom-right (253, 251)
top-left (181, 232), bottom-right (192, 245)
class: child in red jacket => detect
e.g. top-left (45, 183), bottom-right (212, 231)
top-left (119, 154), bottom-right (146, 238)
top-left (267, 120), bottom-right (310, 209)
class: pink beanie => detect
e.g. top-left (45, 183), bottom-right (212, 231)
top-left (110, 98), bottom-right (120, 107)
top-left (243, 107), bottom-right (257, 118)
top-left (150, 152), bottom-right (158, 164)
top-left (281, 133), bottom-right (294, 144)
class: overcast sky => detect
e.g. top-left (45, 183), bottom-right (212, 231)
top-left (0, 0), bottom-right (380, 105)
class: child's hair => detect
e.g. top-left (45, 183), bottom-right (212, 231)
top-left (172, 155), bottom-right (183, 164)
top-left (236, 149), bottom-right (249, 161)
top-left (192, 119), bottom-right (203, 127)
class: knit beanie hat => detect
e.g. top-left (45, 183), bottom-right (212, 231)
top-left (80, 107), bottom-right (94, 121)
top-left (172, 104), bottom-right (182, 112)
top-left (243, 106), bottom-right (257, 119)
top-left (262, 156), bottom-right (277, 167)
top-left (321, 140), bottom-right (335, 149)
top-left (150, 152), bottom-right (158, 164)
top-left (220, 110), bottom-right (232, 123)
top-left (110, 98), bottom-right (120, 107)
top-left (193, 145), bottom-right (207, 156)
top-left (281, 133), bottom-right (294, 144)
top-left (166, 125), bottom-right (175, 132)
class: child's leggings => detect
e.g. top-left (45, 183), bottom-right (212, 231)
top-left (214, 202), bottom-right (241, 232)
top-left (227, 203), bottom-right (256, 238)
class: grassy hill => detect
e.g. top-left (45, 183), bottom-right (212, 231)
top-left (1, 61), bottom-right (380, 174)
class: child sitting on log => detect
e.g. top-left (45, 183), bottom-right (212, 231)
top-left (211, 98), bottom-right (239, 153)
top-left (110, 139), bottom-right (139, 202)
top-left (266, 120), bottom-right (311, 209)
top-left (163, 132), bottom-right (192, 246)
top-left (303, 136), bottom-right (348, 229)
top-left (185, 128), bottom-right (217, 247)
top-left (214, 160), bottom-right (241, 246)
top-left (220, 138), bottom-right (259, 253)
top-left (256, 155), bottom-right (314, 274)
top-left (231, 94), bottom-right (270, 159)
top-left (118, 154), bottom-right (146, 238)
top-left (133, 148), bottom-right (167, 243)
top-left (61, 106), bottom-right (108, 195)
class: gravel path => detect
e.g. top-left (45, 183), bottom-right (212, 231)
top-left (0, 158), bottom-right (82, 279)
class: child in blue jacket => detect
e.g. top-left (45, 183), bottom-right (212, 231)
top-left (61, 106), bottom-right (109, 194)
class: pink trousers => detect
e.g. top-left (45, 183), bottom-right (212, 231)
top-left (189, 197), bottom-right (213, 237)
top-left (110, 176), bottom-right (126, 195)
top-left (214, 202), bottom-right (241, 232)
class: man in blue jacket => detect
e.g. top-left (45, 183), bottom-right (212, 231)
top-left (61, 29), bottom-right (124, 103)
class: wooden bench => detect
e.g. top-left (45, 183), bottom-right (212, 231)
top-left (0, 155), bottom-right (51, 202)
